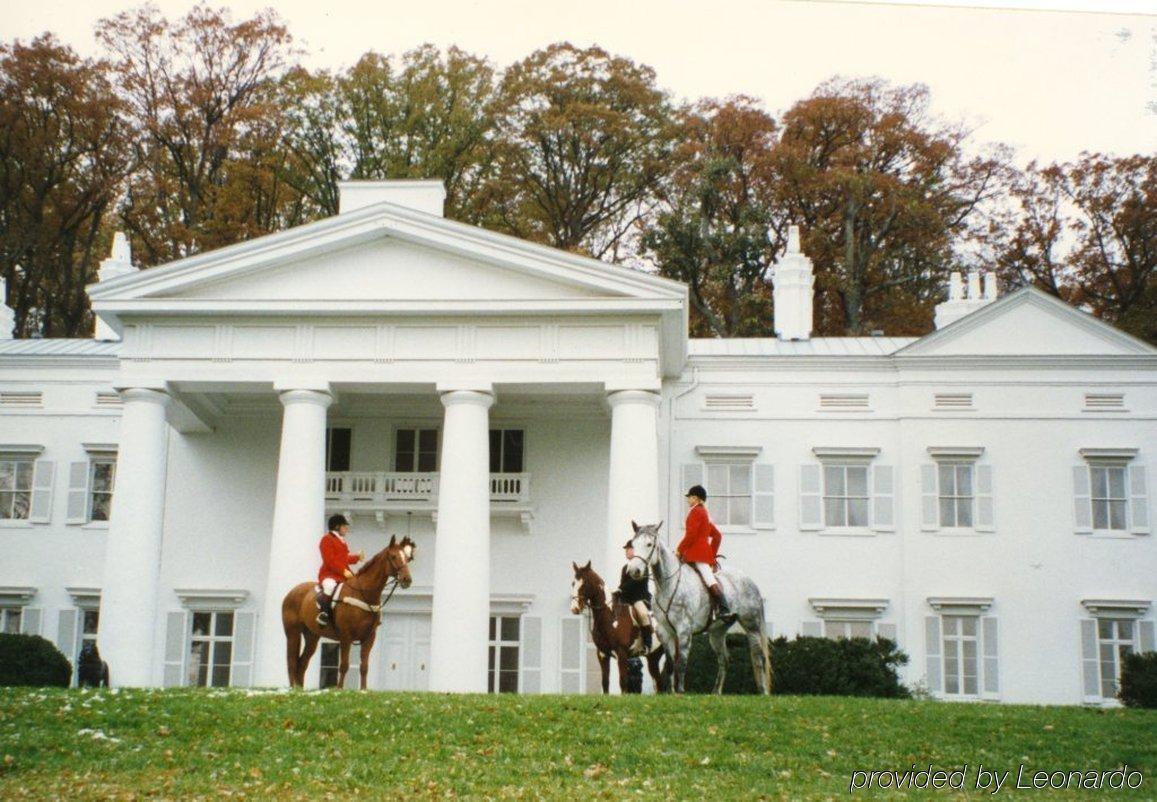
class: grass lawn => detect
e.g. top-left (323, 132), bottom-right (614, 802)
top-left (0, 688), bottom-right (1154, 800)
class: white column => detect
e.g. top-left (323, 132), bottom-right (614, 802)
top-left (605, 390), bottom-right (661, 581)
top-left (99, 387), bottom-right (171, 686)
top-left (254, 388), bottom-right (332, 687)
top-left (428, 389), bottom-right (494, 692)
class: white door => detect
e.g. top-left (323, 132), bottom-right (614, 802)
top-left (379, 614), bottom-right (431, 691)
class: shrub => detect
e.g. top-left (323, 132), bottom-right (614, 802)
top-left (1118, 651), bottom-right (1157, 709)
top-left (0, 634), bottom-right (72, 687)
top-left (684, 633), bottom-right (909, 697)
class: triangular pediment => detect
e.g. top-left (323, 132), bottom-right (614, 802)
top-left (898, 287), bottom-right (1154, 357)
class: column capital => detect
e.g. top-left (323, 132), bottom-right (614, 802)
top-left (118, 387), bottom-right (171, 407)
top-left (278, 388), bottom-right (333, 409)
top-left (606, 389), bottom-right (661, 409)
top-left (440, 389), bottom-right (495, 410)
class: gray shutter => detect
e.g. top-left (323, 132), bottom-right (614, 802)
top-left (925, 616), bottom-right (942, 694)
top-left (921, 464), bottom-right (938, 531)
top-left (1139, 620), bottom-right (1155, 654)
top-left (345, 643), bottom-right (361, 689)
top-left (799, 464), bottom-right (822, 531)
top-left (877, 622), bottom-right (897, 643)
top-left (870, 464), bottom-right (894, 531)
top-left (1073, 466), bottom-right (1092, 534)
top-left (1080, 619), bottom-right (1100, 701)
top-left (680, 463), bottom-right (703, 495)
top-left (230, 611), bottom-right (256, 687)
top-left (752, 465), bottom-right (774, 528)
top-left (66, 461), bottom-right (90, 524)
top-left (559, 616), bottom-right (583, 694)
top-left (800, 620), bottom-right (823, 637)
top-left (29, 461), bottom-right (55, 523)
top-left (975, 464), bottom-right (994, 532)
top-left (163, 611), bottom-right (188, 688)
top-left (57, 608), bottom-right (78, 685)
top-left (981, 616), bottom-right (999, 698)
top-left (19, 608), bottom-right (41, 636)
top-left (1129, 465), bottom-right (1149, 534)
top-left (519, 615), bottom-right (542, 694)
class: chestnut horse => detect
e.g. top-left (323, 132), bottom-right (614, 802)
top-left (570, 561), bottom-right (666, 694)
top-left (282, 535), bottom-right (415, 689)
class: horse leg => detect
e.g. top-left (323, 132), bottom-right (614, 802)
top-left (358, 630), bottom-right (376, 691)
top-left (337, 640), bottom-right (352, 689)
top-left (598, 651), bottom-right (611, 694)
top-left (747, 629), bottom-right (771, 695)
top-left (708, 623), bottom-right (729, 695)
top-left (646, 649), bottom-right (665, 693)
top-left (616, 652), bottom-right (631, 693)
top-left (297, 630), bottom-right (321, 687)
top-left (285, 625), bottom-right (302, 688)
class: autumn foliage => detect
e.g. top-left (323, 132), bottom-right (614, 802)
top-left (0, 5), bottom-right (1152, 343)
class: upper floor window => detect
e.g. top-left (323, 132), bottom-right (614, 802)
top-left (823, 464), bottom-right (869, 528)
top-left (681, 447), bottom-right (774, 530)
top-left (802, 448), bottom-right (892, 534)
top-left (921, 448), bottom-right (992, 533)
top-left (89, 459), bottom-right (116, 523)
top-left (1073, 449), bottom-right (1148, 536)
top-left (0, 458), bottom-right (33, 520)
top-left (67, 449), bottom-right (117, 525)
top-left (395, 428), bottom-right (438, 472)
top-left (325, 427), bottom-right (351, 472)
top-left (489, 429), bottom-right (525, 474)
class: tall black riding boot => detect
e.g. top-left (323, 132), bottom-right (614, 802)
top-left (642, 624), bottom-right (654, 652)
top-left (709, 585), bottom-right (738, 625)
top-left (316, 591), bottom-right (334, 626)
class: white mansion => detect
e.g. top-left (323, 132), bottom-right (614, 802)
top-left (1, 180), bottom-right (1153, 704)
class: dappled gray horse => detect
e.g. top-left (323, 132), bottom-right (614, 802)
top-left (627, 521), bottom-right (772, 694)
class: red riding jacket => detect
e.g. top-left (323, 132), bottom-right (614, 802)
top-left (318, 531), bottom-right (360, 584)
top-left (676, 503), bottom-right (722, 564)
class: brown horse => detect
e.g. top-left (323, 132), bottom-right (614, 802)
top-left (282, 535), bottom-right (415, 689)
top-left (570, 561), bottom-right (665, 694)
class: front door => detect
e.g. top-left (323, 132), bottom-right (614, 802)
top-left (379, 614), bottom-right (431, 691)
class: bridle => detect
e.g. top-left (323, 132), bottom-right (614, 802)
top-left (631, 532), bottom-right (683, 620)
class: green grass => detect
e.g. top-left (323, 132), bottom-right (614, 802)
top-left (1, 688), bottom-right (1154, 800)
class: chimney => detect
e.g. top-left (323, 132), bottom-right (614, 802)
top-left (933, 269), bottom-right (999, 330)
top-left (769, 225), bottom-right (815, 341)
top-left (0, 277), bottom-right (14, 339)
top-left (94, 232), bottom-right (137, 341)
top-left (337, 180), bottom-right (446, 217)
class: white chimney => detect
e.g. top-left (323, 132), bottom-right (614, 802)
top-left (0, 277), bottom-right (14, 339)
top-left (94, 232), bottom-right (137, 341)
top-left (337, 180), bottom-right (446, 217)
top-left (933, 269), bottom-right (999, 330)
top-left (769, 225), bottom-right (815, 341)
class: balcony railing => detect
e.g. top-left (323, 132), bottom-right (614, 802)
top-left (325, 471), bottom-right (530, 506)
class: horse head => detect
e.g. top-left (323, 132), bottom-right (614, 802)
top-left (626, 520), bottom-right (663, 580)
top-left (570, 560), bottom-right (602, 614)
top-left (383, 534), bottom-right (415, 588)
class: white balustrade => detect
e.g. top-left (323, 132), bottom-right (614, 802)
top-left (325, 471), bottom-right (528, 505)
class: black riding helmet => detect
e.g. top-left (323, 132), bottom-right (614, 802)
top-left (327, 513), bottom-right (349, 531)
top-left (685, 484), bottom-right (708, 501)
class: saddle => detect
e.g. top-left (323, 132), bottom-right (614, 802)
top-left (316, 582), bottom-right (382, 616)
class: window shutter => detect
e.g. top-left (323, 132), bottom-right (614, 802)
top-left (800, 620), bottom-right (823, 637)
top-left (29, 461), bottom-right (55, 523)
top-left (1129, 465), bottom-right (1149, 534)
top-left (519, 615), bottom-right (543, 694)
top-left (752, 465), bottom-right (775, 528)
top-left (799, 464), bottom-right (821, 531)
top-left (163, 611), bottom-right (188, 688)
top-left (925, 616), bottom-right (942, 694)
top-left (19, 608), bottom-right (41, 636)
top-left (1073, 466), bottom-right (1092, 534)
top-left (230, 611), bottom-right (256, 687)
top-left (681, 463), bottom-right (703, 494)
top-left (877, 622), bottom-right (897, 643)
top-left (870, 464), bottom-right (894, 531)
top-left (345, 643), bottom-right (362, 690)
top-left (975, 464), bottom-right (995, 532)
top-left (981, 616), bottom-right (999, 698)
top-left (66, 461), bottom-right (90, 524)
top-left (57, 608), bottom-right (78, 684)
top-left (921, 464), bottom-right (938, 531)
top-left (1080, 619), bottom-right (1100, 702)
top-left (1139, 620), bottom-right (1155, 654)
top-left (559, 617), bottom-right (583, 694)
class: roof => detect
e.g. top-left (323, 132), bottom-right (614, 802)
top-left (0, 339), bottom-right (121, 357)
top-left (689, 336), bottom-right (916, 357)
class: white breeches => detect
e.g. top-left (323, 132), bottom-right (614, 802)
top-left (691, 562), bottom-right (718, 588)
top-left (631, 600), bottom-right (651, 628)
top-left (320, 577), bottom-right (337, 595)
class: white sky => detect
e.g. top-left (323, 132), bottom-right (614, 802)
top-left (3, 0), bottom-right (1154, 164)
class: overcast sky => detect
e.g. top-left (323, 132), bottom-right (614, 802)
top-left (3, 0), bottom-right (1154, 164)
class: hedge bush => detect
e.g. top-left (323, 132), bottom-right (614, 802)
top-left (0, 634), bottom-right (71, 687)
top-left (1118, 651), bottom-right (1157, 709)
top-left (685, 633), bottom-right (909, 697)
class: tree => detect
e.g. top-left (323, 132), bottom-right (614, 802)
top-left (644, 97), bottom-right (785, 337)
top-left (482, 43), bottom-right (675, 260)
top-left (96, 4), bottom-right (296, 266)
top-left (995, 153), bottom-right (1156, 344)
top-left (0, 35), bottom-right (128, 337)
top-left (770, 78), bottom-right (1007, 335)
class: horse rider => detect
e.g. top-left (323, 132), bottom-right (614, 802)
top-left (676, 484), bottom-right (736, 624)
top-left (618, 538), bottom-right (654, 652)
top-left (316, 513), bottom-right (364, 627)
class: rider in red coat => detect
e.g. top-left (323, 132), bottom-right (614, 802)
top-left (676, 485), bottom-right (736, 623)
top-left (316, 514), bottom-right (362, 626)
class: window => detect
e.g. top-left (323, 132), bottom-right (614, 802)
top-left (79, 609), bottom-right (99, 654)
top-left (318, 641), bottom-right (361, 689)
top-left (0, 458), bottom-right (33, 520)
top-left (489, 429), bottom-right (524, 474)
top-left (942, 615), bottom-right (980, 696)
top-left (925, 598), bottom-right (999, 700)
top-left (938, 462), bottom-right (974, 528)
top-left (88, 460), bottom-right (116, 523)
top-left (326, 428), bottom-right (351, 472)
top-left (1096, 619), bottom-right (1134, 699)
top-left (824, 619), bottom-right (874, 640)
top-left (1073, 450), bottom-right (1148, 536)
top-left (682, 448), bottom-right (773, 530)
top-left (1080, 603), bottom-right (1155, 702)
top-left (188, 611), bottom-right (234, 687)
top-left (707, 463), bottom-right (751, 527)
top-left (395, 429), bottom-right (438, 472)
top-left (0, 608), bottom-right (22, 634)
top-left (1090, 465), bottom-right (1128, 531)
top-left (823, 464), bottom-right (869, 528)
top-left (488, 615), bottom-right (520, 693)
